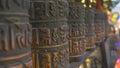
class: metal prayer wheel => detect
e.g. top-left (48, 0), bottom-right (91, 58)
top-left (30, 0), bottom-right (69, 68)
top-left (103, 13), bottom-right (109, 38)
top-left (68, 0), bottom-right (85, 61)
top-left (101, 12), bottom-right (106, 40)
top-left (95, 10), bottom-right (105, 43)
top-left (94, 10), bottom-right (102, 43)
top-left (0, 0), bottom-right (32, 68)
top-left (94, 10), bottom-right (98, 43)
top-left (99, 11), bottom-right (104, 41)
top-left (84, 1), bottom-right (95, 50)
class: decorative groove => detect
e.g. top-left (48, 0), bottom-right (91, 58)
top-left (0, 52), bottom-right (31, 62)
top-left (33, 42), bottom-right (67, 49)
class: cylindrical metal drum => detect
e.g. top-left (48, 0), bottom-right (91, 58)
top-left (103, 13), bottom-right (109, 38)
top-left (30, 0), bottom-right (69, 68)
top-left (95, 10), bottom-right (105, 43)
top-left (85, 1), bottom-right (95, 50)
top-left (99, 11), bottom-right (104, 41)
top-left (0, 0), bottom-right (32, 68)
top-left (101, 12), bottom-right (106, 41)
top-left (68, 0), bottom-right (85, 62)
top-left (94, 10), bottom-right (102, 43)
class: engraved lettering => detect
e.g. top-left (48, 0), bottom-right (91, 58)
top-left (39, 28), bottom-right (51, 45)
top-left (58, 1), bottom-right (64, 17)
top-left (16, 34), bottom-right (25, 48)
top-left (52, 28), bottom-right (59, 42)
top-left (73, 40), bottom-right (79, 53)
top-left (60, 50), bottom-right (66, 66)
top-left (48, 2), bottom-right (56, 17)
top-left (53, 52), bottom-right (58, 68)
top-left (0, 25), bottom-right (9, 51)
top-left (59, 26), bottom-right (67, 42)
top-left (41, 54), bottom-right (51, 68)
top-left (79, 40), bottom-right (83, 54)
top-left (34, 2), bottom-right (46, 19)
top-left (10, 25), bottom-right (15, 50)
top-left (32, 29), bottom-right (39, 45)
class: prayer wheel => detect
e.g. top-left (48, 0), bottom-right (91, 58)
top-left (30, 0), bottom-right (69, 68)
top-left (103, 13), bottom-right (109, 38)
top-left (68, 0), bottom-right (86, 62)
top-left (94, 10), bottom-right (102, 43)
top-left (0, 0), bottom-right (32, 68)
top-left (84, 0), bottom-right (95, 50)
top-left (101, 12), bottom-right (106, 41)
top-left (99, 11), bottom-right (104, 41)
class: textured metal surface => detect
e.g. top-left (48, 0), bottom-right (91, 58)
top-left (103, 13), bottom-right (110, 37)
top-left (101, 12), bottom-right (106, 40)
top-left (68, 1), bottom-right (85, 62)
top-left (94, 10), bottom-right (104, 43)
top-left (0, 0), bottom-right (32, 68)
top-left (85, 7), bottom-right (95, 50)
top-left (30, 0), bottom-right (69, 68)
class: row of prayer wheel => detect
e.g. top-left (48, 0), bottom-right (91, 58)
top-left (0, 0), bottom-right (110, 68)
